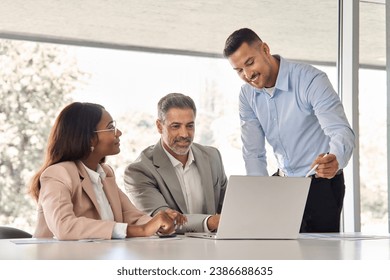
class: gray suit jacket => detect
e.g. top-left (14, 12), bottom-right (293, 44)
top-left (124, 140), bottom-right (227, 233)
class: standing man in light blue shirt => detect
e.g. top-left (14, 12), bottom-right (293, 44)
top-left (223, 28), bottom-right (355, 232)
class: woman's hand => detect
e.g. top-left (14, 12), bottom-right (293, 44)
top-left (163, 208), bottom-right (187, 229)
top-left (145, 211), bottom-right (177, 236)
top-left (126, 209), bottom-right (187, 237)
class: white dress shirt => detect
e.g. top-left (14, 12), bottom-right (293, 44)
top-left (82, 163), bottom-right (127, 238)
top-left (163, 145), bottom-right (212, 232)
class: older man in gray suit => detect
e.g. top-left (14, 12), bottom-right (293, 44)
top-left (124, 93), bottom-right (227, 233)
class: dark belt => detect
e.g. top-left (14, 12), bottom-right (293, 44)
top-left (335, 169), bottom-right (343, 176)
top-left (308, 169), bottom-right (343, 178)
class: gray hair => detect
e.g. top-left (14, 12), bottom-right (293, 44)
top-left (157, 93), bottom-right (197, 121)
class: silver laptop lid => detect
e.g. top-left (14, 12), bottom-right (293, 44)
top-left (216, 176), bottom-right (311, 239)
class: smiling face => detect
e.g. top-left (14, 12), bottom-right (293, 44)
top-left (93, 109), bottom-right (122, 158)
top-left (157, 107), bottom-right (195, 161)
top-left (228, 41), bottom-right (278, 89)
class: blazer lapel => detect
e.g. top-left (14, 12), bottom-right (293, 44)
top-left (192, 145), bottom-right (216, 214)
top-left (101, 165), bottom-right (123, 222)
top-left (153, 141), bottom-right (188, 213)
top-left (76, 161), bottom-right (103, 219)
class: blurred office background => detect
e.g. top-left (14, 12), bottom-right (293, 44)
top-left (0, 0), bottom-right (388, 234)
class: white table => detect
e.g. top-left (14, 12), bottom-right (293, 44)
top-left (1, 233), bottom-right (390, 260)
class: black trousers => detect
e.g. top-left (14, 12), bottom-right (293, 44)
top-left (299, 172), bottom-right (345, 233)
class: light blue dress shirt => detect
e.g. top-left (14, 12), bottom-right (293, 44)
top-left (239, 55), bottom-right (355, 177)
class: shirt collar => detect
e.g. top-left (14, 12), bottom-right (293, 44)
top-left (162, 141), bottom-right (195, 168)
top-left (255, 55), bottom-right (289, 95)
top-left (81, 163), bottom-right (106, 185)
top-left (273, 55), bottom-right (289, 92)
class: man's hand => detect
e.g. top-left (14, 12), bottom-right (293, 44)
top-left (207, 214), bottom-right (220, 232)
top-left (311, 153), bottom-right (339, 179)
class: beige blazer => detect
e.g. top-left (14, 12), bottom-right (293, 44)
top-left (124, 141), bottom-right (227, 233)
top-left (34, 161), bottom-right (151, 240)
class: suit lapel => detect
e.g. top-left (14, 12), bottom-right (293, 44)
top-left (100, 164), bottom-right (123, 222)
top-left (192, 144), bottom-right (216, 214)
top-left (76, 161), bottom-right (103, 219)
top-left (153, 141), bottom-right (188, 213)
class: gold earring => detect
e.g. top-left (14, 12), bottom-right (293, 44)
top-left (91, 146), bottom-right (94, 152)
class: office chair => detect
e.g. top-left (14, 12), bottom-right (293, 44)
top-left (0, 226), bottom-right (32, 239)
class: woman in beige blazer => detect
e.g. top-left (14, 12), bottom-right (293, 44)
top-left (29, 102), bottom-right (185, 240)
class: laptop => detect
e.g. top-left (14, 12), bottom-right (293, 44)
top-left (185, 175), bottom-right (311, 240)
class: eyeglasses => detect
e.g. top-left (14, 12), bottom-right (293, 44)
top-left (94, 121), bottom-right (117, 135)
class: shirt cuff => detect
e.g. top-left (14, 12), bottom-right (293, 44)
top-left (203, 215), bottom-right (213, 233)
top-left (112, 223), bottom-right (127, 239)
